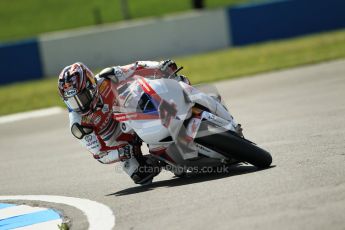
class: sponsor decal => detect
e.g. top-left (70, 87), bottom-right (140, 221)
top-left (102, 104), bottom-right (109, 114)
top-left (85, 134), bottom-right (99, 148)
top-left (99, 81), bottom-right (109, 94)
top-left (64, 88), bottom-right (77, 97)
top-left (204, 112), bottom-right (227, 127)
top-left (85, 135), bottom-right (93, 142)
top-left (195, 143), bottom-right (211, 153)
top-left (114, 68), bottom-right (124, 78)
top-left (93, 115), bottom-right (102, 125)
top-left (90, 145), bottom-right (99, 150)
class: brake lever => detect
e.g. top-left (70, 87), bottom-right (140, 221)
top-left (168, 66), bottom-right (184, 79)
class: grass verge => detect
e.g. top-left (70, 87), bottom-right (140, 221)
top-left (179, 29), bottom-right (345, 83)
top-left (0, 29), bottom-right (345, 116)
top-left (0, 0), bottom-right (248, 42)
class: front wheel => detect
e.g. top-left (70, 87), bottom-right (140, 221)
top-left (195, 131), bottom-right (272, 168)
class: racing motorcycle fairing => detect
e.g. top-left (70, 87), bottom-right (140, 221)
top-left (112, 74), bottom-right (240, 169)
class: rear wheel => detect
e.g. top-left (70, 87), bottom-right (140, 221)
top-left (195, 131), bottom-right (272, 168)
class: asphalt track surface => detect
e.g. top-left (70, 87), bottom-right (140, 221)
top-left (1, 59), bottom-right (345, 230)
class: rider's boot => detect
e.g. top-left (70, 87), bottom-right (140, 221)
top-left (130, 155), bottom-right (161, 185)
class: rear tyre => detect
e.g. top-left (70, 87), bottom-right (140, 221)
top-left (195, 131), bottom-right (272, 168)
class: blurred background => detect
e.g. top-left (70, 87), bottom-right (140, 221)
top-left (0, 0), bottom-right (250, 42)
top-left (0, 0), bottom-right (345, 115)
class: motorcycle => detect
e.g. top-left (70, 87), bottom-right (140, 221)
top-left (112, 68), bottom-right (272, 180)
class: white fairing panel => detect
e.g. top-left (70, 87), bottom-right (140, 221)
top-left (120, 78), bottom-right (238, 162)
top-left (126, 79), bottom-right (193, 145)
top-left (180, 82), bottom-right (236, 124)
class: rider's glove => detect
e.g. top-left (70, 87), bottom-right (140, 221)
top-left (159, 60), bottom-right (191, 84)
top-left (98, 67), bottom-right (119, 83)
top-left (118, 145), bottom-right (133, 161)
top-left (119, 143), bottom-right (142, 161)
top-left (160, 59), bottom-right (178, 75)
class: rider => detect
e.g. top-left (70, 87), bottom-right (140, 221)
top-left (58, 60), bottom-right (190, 185)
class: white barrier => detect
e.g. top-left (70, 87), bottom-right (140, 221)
top-left (39, 9), bottom-right (230, 77)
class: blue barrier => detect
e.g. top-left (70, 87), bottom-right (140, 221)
top-left (228, 0), bottom-right (345, 46)
top-left (0, 39), bottom-right (43, 85)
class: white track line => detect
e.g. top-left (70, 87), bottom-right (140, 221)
top-left (0, 195), bottom-right (115, 230)
top-left (0, 107), bottom-right (65, 124)
top-left (15, 219), bottom-right (63, 230)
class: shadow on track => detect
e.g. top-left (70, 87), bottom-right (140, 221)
top-left (107, 165), bottom-right (275, 197)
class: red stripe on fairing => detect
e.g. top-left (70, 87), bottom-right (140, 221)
top-left (137, 77), bottom-right (154, 93)
top-left (136, 77), bottom-right (162, 103)
top-left (113, 112), bottom-right (159, 122)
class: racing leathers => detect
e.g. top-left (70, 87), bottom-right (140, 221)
top-left (68, 60), bottom-right (189, 184)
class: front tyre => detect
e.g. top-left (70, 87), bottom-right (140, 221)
top-left (195, 131), bottom-right (272, 168)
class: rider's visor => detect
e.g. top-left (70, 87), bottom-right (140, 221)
top-left (65, 88), bottom-right (94, 113)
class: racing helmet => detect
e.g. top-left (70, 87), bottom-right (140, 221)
top-left (58, 62), bottom-right (100, 115)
